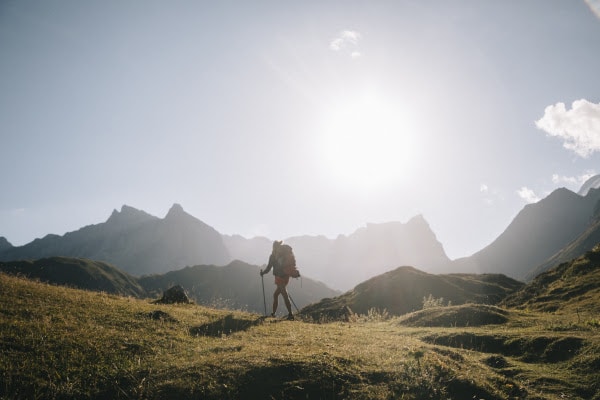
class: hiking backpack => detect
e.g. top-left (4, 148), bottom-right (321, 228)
top-left (273, 244), bottom-right (300, 278)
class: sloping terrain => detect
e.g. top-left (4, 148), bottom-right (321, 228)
top-left (138, 260), bottom-right (339, 313)
top-left (300, 266), bottom-right (524, 321)
top-left (452, 188), bottom-right (600, 281)
top-left (397, 304), bottom-right (511, 327)
top-left (502, 244), bottom-right (600, 315)
top-left (1, 272), bottom-right (599, 399)
top-left (0, 257), bottom-right (145, 297)
top-left (528, 204), bottom-right (600, 279)
top-left (0, 257), bottom-right (338, 314)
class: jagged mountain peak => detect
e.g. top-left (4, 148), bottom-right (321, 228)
top-left (107, 205), bottom-right (156, 225)
top-left (165, 203), bottom-right (187, 220)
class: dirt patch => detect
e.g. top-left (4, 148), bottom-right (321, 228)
top-left (189, 315), bottom-right (264, 337)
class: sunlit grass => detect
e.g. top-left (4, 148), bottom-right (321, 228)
top-left (1, 272), bottom-right (599, 399)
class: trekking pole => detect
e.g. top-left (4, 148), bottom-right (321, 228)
top-left (287, 290), bottom-right (300, 313)
top-left (260, 269), bottom-right (267, 316)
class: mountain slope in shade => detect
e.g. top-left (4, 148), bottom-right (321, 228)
top-left (300, 266), bottom-right (523, 321)
top-left (528, 199), bottom-right (600, 279)
top-left (0, 204), bottom-right (231, 276)
top-left (0, 257), bottom-right (145, 297)
top-left (452, 188), bottom-right (600, 281)
top-left (138, 260), bottom-right (339, 314)
top-left (0, 237), bottom-right (12, 252)
top-left (501, 244), bottom-right (600, 314)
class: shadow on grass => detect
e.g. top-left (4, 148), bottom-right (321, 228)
top-left (423, 332), bottom-right (584, 363)
top-left (190, 315), bottom-right (265, 337)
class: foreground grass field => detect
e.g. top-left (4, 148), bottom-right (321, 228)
top-left (1, 272), bottom-right (599, 399)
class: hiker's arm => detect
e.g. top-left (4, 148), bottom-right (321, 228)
top-left (261, 254), bottom-right (274, 275)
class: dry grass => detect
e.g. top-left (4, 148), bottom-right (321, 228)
top-left (1, 272), bottom-right (599, 399)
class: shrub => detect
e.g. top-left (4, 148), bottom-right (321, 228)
top-left (422, 294), bottom-right (447, 309)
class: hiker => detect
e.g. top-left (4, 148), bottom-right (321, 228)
top-left (260, 240), bottom-right (300, 320)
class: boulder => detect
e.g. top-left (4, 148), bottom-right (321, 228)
top-left (154, 285), bottom-right (190, 304)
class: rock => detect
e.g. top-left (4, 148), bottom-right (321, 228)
top-left (154, 285), bottom-right (190, 304)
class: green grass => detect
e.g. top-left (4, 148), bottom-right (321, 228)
top-left (1, 272), bottom-right (599, 399)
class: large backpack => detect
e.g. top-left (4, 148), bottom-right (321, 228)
top-left (273, 244), bottom-right (300, 278)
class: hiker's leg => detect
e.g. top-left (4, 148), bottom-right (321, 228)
top-left (280, 285), bottom-right (292, 316)
top-left (272, 286), bottom-right (281, 315)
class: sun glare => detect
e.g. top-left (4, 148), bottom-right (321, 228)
top-left (318, 95), bottom-right (417, 190)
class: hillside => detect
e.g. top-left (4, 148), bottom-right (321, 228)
top-left (0, 257), bottom-right (145, 297)
top-left (0, 256), bottom-right (337, 314)
top-left (502, 244), bottom-right (600, 315)
top-left (528, 203), bottom-right (600, 279)
top-left (452, 187), bottom-right (600, 281)
top-left (138, 260), bottom-right (339, 314)
top-left (300, 266), bottom-right (524, 321)
top-left (2, 271), bottom-right (599, 399)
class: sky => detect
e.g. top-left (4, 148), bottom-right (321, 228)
top-left (1, 1), bottom-right (600, 259)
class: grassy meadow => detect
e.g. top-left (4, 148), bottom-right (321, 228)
top-left (1, 272), bottom-right (599, 400)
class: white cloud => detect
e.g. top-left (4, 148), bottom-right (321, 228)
top-left (517, 187), bottom-right (541, 203)
top-left (552, 170), bottom-right (597, 186)
top-left (535, 99), bottom-right (600, 158)
top-left (330, 30), bottom-right (362, 57)
top-left (480, 183), bottom-right (505, 205)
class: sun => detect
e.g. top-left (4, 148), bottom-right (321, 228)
top-left (317, 94), bottom-right (417, 190)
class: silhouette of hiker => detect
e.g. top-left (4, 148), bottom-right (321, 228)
top-left (260, 240), bottom-right (294, 320)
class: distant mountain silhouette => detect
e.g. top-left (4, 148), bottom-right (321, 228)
top-left (0, 257), bottom-right (145, 297)
top-left (0, 204), bottom-right (230, 275)
top-left (300, 266), bottom-right (523, 321)
top-left (139, 260), bottom-right (339, 314)
top-left (10, 189), bottom-right (600, 291)
top-left (501, 244), bottom-right (600, 314)
top-left (222, 235), bottom-right (272, 265)
top-left (0, 207), bottom-right (454, 291)
top-left (269, 216), bottom-right (450, 291)
top-left (452, 188), bottom-right (600, 281)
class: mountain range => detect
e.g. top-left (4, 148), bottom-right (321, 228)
top-left (2, 175), bottom-right (600, 291)
top-left (0, 204), bottom-right (230, 276)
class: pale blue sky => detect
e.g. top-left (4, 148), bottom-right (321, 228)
top-left (1, 1), bottom-right (600, 259)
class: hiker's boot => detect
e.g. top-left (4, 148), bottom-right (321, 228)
top-left (286, 314), bottom-right (294, 320)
